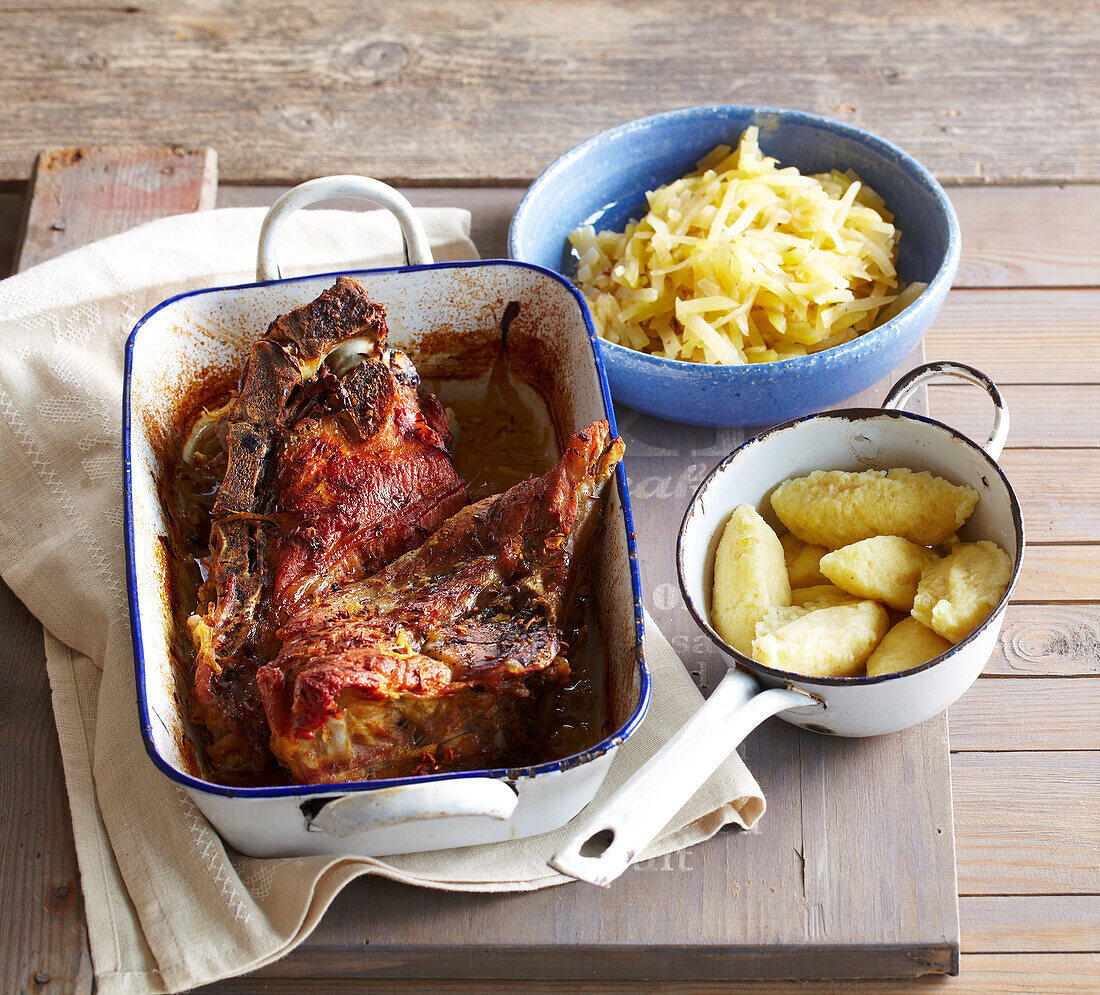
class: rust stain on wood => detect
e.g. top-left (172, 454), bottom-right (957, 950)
top-left (171, 16), bottom-right (240, 41)
top-left (41, 148), bottom-right (84, 171)
top-left (46, 881), bottom-right (75, 916)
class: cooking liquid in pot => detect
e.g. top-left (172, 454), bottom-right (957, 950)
top-left (165, 342), bottom-right (609, 786)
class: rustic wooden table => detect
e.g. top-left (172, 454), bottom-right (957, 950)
top-left (1, 2), bottom-right (1097, 992)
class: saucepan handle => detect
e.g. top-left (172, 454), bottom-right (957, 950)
top-left (882, 361), bottom-right (1010, 460)
top-left (305, 777), bottom-right (518, 838)
top-left (256, 175), bottom-right (434, 281)
top-left (549, 668), bottom-right (817, 887)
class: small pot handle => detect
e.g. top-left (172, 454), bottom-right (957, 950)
top-left (306, 777), bottom-right (518, 838)
top-left (256, 175), bottom-right (434, 282)
top-left (549, 668), bottom-right (817, 887)
top-left (882, 361), bottom-right (1010, 460)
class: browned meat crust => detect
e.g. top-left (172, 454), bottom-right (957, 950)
top-left (187, 279), bottom-right (466, 777)
top-left (256, 421), bottom-right (624, 783)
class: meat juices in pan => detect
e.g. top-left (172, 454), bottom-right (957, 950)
top-left (183, 278), bottom-right (623, 784)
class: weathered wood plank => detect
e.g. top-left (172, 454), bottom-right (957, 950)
top-left (928, 384), bottom-right (1100, 450)
top-left (0, 1), bottom-right (1096, 185)
top-left (15, 146), bottom-right (216, 270)
top-left (203, 953), bottom-right (1100, 993)
top-left (2, 152), bottom-right (963, 986)
top-left (2, 153), bottom-right (1093, 990)
top-left (242, 388), bottom-right (957, 983)
top-left (9, 181), bottom-right (1100, 302)
top-left (949, 186), bottom-right (1100, 289)
top-left (0, 582), bottom-right (88, 995)
top-left (0, 145), bottom-right (215, 995)
top-left (993, 451), bottom-right (1100, 543)
top-left (984, 605), bottom-right (1100, 677)
top-left (954, 752), bottom-right (1100, 895)
top-left (960, 896), bottom-right (1100, 954)
top-left (1014, 547), bottom-right (1100, 602)
top-left (949, 678), bottom-right (1100, 751)
top-left (925, 289), bottom-right (1100, 384)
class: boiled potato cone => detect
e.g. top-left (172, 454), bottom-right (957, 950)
top-left (912, 541), bottom-right (1012, 644)
top-left (781, 533), bottom-right (829, 587)
top-left (866, 618), bottom-right (952, 677)
top-left (711, 504), bottom-right (791, 654)
top-left (790, 583), bottom-right (857, 608)
top-left (751, 600), bottom-right (890, 678)
top-left (820, 535), bottom-right (940, 611)
top-left (770, 468), bottom-right (978, 548)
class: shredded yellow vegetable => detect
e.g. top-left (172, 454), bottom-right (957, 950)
top-left (569, 127), bottom-right (924, 365)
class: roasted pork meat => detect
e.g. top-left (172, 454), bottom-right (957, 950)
top-left (256, 421), bottom-right (625, 783)
top-left (187, 278), bottom-right (466, 777)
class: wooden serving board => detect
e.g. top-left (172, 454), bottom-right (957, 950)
top-left (0, 148), bottom-right (957, 991)
top-left (249, 373), bottom-right (957, 985)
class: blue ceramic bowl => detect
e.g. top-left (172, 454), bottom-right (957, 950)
top-left (508, 106), bottom-right (960, 427)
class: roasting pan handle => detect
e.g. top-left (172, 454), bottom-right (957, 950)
top-left (256, 175), bottom-right (434, 281)
top-left (305, 777), bottom-right (519, 838)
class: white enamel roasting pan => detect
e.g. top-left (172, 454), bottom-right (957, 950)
top-left (124, 177), bottom-right (649, 858)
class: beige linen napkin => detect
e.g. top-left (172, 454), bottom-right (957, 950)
top-left (0, 207), bottom-right (764, 994)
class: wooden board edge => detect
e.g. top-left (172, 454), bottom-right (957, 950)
top-left (250, 941), bottom-right (959, 982)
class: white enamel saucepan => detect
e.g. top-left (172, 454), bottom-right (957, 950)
top-left (551, 362), bottom-right (1024, 886)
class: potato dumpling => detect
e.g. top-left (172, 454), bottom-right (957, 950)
top-left (754, 605), bottom-right (810, 640)
top-left (789, 583), bottom-right (857, 608)
top-left (770, 468), bottom-right (979, 548)
top-left (711, 504), bottom-right (791, 654)
top-left (819, 535), bottom-right (940, 611)
top-left (781, 532), bottom-right (829, 587)
top-left (750, 600), bottom-right (890, 678)
top-left (866, 617), bottom-right (953, 677)
top-left (911, 540), bottom-right (1012, 643)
